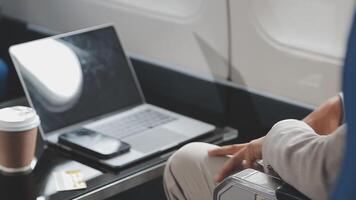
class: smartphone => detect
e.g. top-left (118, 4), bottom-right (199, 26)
top-left (58, 128), bottom-right (131, 159)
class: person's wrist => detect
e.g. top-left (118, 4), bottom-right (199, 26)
top-left (330, 95), bottom-right (342, 125)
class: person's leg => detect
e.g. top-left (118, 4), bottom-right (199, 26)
top-left (163, 142), bottom-right (229, 200)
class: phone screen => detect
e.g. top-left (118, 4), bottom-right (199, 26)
top-left (59, 128), bottom-right (130, 158)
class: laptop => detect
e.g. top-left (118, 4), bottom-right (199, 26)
top-left (9, 24), bottom-right (215, 169)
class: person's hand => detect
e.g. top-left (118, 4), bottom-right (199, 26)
top-left (303, 95), bottom-right (343, 135)
top-left (208, 137), bottom-right (264, 182)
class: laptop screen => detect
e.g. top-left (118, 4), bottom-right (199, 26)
top-left (10, 26), bottom-right (143, 133)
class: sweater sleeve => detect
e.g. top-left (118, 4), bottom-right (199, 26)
top-left (262, 119), bottom-right (346, 200)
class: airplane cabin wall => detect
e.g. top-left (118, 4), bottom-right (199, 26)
top-left (1, 0), bottom-right (229, 81)
top-left (1, 0), bottom-right (355, 106)
top-left (230, 0), bottom-right (354, 106)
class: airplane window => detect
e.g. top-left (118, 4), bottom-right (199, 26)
top-left (252, 0), bottom-right (354, 59)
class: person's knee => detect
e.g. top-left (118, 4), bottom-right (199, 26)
top-left (164, 142), bottom-right (225, 200)
top-left (168, 142), bottom-right (216, 169)
top-left (165, 142), bottom-right (218, 181)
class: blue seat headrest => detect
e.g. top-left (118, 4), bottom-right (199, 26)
top-left (0, 59), bottom-right (8, 98)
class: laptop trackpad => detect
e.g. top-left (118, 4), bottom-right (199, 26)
top-left (122, 128), bottom-right (186, 153)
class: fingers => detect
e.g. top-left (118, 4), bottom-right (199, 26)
top-left (214, 147), bottom-right (246, 182)
top-left (213, 137), bottom-right (265, 182)
top-left (244, 146), bottom-right (253, 168)
top-left (208, 144), bottom-right (247, 156)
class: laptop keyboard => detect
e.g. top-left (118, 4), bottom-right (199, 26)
top-left (94, 109), bottom-right (177, 139)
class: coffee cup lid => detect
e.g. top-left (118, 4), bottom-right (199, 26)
top-left (0, 106), bottom-right (40, 132)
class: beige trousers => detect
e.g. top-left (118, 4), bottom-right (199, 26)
top-left (163, 142), bottom-right (229, 200)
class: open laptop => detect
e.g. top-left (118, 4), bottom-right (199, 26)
top-left (9, 24), bottom-right (215, 169)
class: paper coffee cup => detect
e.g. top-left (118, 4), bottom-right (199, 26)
top-left (0, 106), bottom-right (40, 173)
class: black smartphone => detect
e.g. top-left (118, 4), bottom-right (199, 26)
top-left (58, 128), bottom-right (131, 159)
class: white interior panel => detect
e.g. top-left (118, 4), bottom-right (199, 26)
top-left (104, 0), bottom-right (204, 19)
top-left (230, 0), bottom-right (354, 106)
top-left (2, 0), bottom-right (229, 80)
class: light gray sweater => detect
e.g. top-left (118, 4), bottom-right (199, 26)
top-left (262, 119), bottom-right (345, 200)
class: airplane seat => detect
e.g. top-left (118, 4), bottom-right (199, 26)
top-left (331, 11), bottom-right (356, 200)
top-left (0, 59), bottom-right (9, 99)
